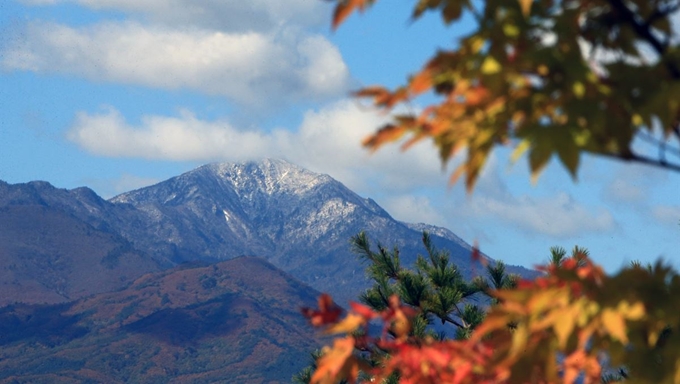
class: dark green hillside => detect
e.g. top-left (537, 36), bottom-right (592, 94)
top-left (0, 257), bottom-right (323, 383)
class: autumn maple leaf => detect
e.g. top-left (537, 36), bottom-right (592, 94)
top-left (302, 293), bottom-right (343, 327)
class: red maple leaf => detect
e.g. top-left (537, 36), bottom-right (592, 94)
top-left (302, 293), bottom-right (343, 327)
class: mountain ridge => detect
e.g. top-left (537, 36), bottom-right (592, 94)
top-left (0, 180), bottom-right (162, 305)
top-left (0, 158), bottom-right (535, 306)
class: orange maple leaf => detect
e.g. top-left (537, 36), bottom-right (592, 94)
top-left (332, 0), bottom-right (371, 30)
top-left (311, 336), bottom-right (359, 384)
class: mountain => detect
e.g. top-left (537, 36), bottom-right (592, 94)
top-left (110, 159), bottom-right (529, 305)
top-left (0, 160), bottom-right (540, 382)
top-left (0, 180), bottom-right (162, 306)
top-left (0, 257), bottom-right (322, 383)
top-left (0, 159), bottom-right (535, 306)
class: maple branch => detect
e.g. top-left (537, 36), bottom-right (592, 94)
top-left (468, 3), bottom-right (483, 24)
top-left (644, 1), bottom-right (679, 28)
top-left (606, 0), bottom-right (680, 78)
top-left (598, 151), bottom-right (680, 172)
top-left (673, 125), bottom-right (680, 144)
top-left (660, 141), bottom-right (667, 164)
top-left (636, 130), bottom-right (680, 160)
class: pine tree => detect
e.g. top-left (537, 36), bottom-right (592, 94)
top-left (352, 231), bottom-right (512, 340)
top-left (295, 231), bottom-right (520, 382)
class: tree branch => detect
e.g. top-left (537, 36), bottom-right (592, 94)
top-left (644, 2), bottom-right (679, 27)
top-left (636, 130), bottom-right (680, 159)
top-left (673, 125), bottom-right (680, 144)
top-left (606, 0), bottom-right (680, 78)
top-left (597, 151), bottom-right (680, 172)
top-left (443, 315), bottom-right (466, 329)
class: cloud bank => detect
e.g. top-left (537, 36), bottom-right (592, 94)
top-left (66, 101), bottom-right (445, 193)
top-left (9, 0), bottom-right (642, 260)
top-left (2, 22), bottom-right (349, 106)
top-left (463, 192), bottom-right (615, 238)
top-left (18, 0), bottom-right (328, 32)
top-left (652, 205), bottom-right (680, 225)
top-left (66, 100), bottom-right (617, 239)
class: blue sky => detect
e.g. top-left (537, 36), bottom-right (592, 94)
top-left (1, 0), bottom-right (678, 272)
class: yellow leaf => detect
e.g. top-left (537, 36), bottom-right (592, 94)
top-left (325, 313), bottom-right (366, 334)
top-left (572, 82), bottom-right (585, 98)
top-left (617, 301), bottom-right (645, 320)
top-left (648, 329), bottom-right (660, 347)
top-left (311, 337), bottom-right (357, 384)
top-left (469, 36), bottom-right (486, 53)
top-left (391, 310), bottom-right (412, 340)
top-left (576, 300), bottom-right (599, 327)
top-left (511, 110), bottom-right (526, 125)
top-left (601, 309), bottom-right (628, 344)
top-left (518, 0), bottom-right (532, 17)
top-left (470, 312), bottom-right (513, 342)
top-left (481, 57), bottom-right (502, 75)
top-left (553, 309), bottom-right (576, 348)
top-left (508, 323), bottom-right (529, 359)
top-left (572, 129), bottom-right (591, 146)
top-left (631, 113), bottom-right (644, 127)
top-left (503, 23), bottom-right (520, 37)
top-left (510, 139), bottom-right (531, 163)
top-left (526, 289), bottom-right (562, 313)
top-left (488, 96), bottom-right (507, 114)
top-left (472, 127), bottom-right (496, 146)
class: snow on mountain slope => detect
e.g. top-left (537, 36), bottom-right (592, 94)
top-left (110, 159), bottom-right (534, 305)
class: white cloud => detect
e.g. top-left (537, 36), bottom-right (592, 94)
top-left (83, 173), bottom-right (161, 198)
top-left (606, 178), bottom-right (646, 203)
top-left (289, 101), bottom-right (444, 190)
top-left (17, 0), bottom-right (329, 32)
top-left (67, 107), bottom-right (279, 160)
top-left (62, 89), bottom-right (618, 242)
top-left (464, 192), bottom-right (615, 238)
top-left (2, 21), bottom-right (349, 105)
top-left (381, 195), bottom-right (447, 227)
top-left (66, 101), bottom-right (447, 193)
top-left (601, 160), bottom-right (671, 205)
top-left (652, 205), bottom-right (680, 225)
top-left (112, 173), bottom-right (160, 194)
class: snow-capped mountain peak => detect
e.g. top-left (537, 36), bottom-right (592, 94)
top-left (106, 159), bottom-right (534, 304)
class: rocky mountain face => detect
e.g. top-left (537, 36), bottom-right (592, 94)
top-left (0, 257), bottom-right (322, 383)
top-left (0, 159), bottom-right (534, 306)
